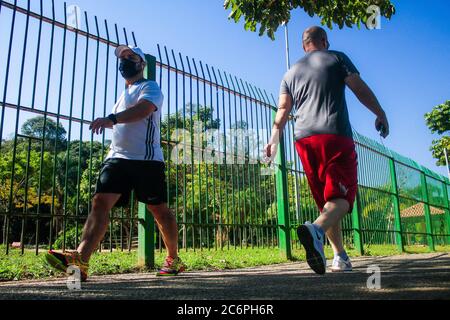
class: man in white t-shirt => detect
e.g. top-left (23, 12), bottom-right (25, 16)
top-left (45, 46), bottom-right (185, 281)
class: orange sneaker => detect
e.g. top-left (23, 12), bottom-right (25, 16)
top-left (45, 250), bottom-right (89, 282)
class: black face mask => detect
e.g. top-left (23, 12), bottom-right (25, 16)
top-left (119, 59), bottom-right (141, 79)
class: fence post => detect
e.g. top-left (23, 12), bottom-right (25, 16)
top-left (351, 190), bottom-right (364, 255)
top-left (441, 182), bottom-right (450, 245)
top-left (137, 54), bottom-right (157, 268)
top-left (389, 158), bottom-right (405, 252)
top-left (420, 173), bottom-right (435, 251)
top-left (144, 54), bottom-right (157, 83)
top-left (272, 111), bottom-right (292, 260)
top-left (138, 202), bottom-right (155, 267)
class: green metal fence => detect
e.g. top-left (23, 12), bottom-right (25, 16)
top-left (1, 0), bottom-right (449, 267)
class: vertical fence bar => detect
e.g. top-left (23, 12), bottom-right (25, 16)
top-left (137, 54), bottom-right (157, 268)
top-left (74, 11), bottom-right (90, 249)
top-left (256, 88), bottom-right (268, 247)
top-left (271, 110), bottom-right (292, 259)
top-left (199, 61), bottom-right (210, 250)
top-left (351, 190), bottom-right (364, 255)
top-left (109, 23), bottom-right (120, 252)
top-left (163, 47), bottom-right (172, 212)
top-left (6, 0), bottom-right (30, 254)
top-left (49, 0), bottom-right (62, 252)
top-left (21, 138), bottom-right (32, 254)
top-left (97, 18), bottom-right (109, 250)
top-left (233, 76), bottom-right (247, 249)
top-left (211, 67), bottom-right (224, 249)
top-left (206, 65), bottom-right (217, 250)
top-left (192, 58), bottom-right (203, 251)
top-left (240, 80), bottom-right (253, 248)
top-left (178, 51), bottom-right (188, 250)
top-left (420, 173), bottom-right (435, 251)
top-left (227, 73), bottom-right (239, 249)
top-left (389, 158), bottom-right (405, 252)
top-left (218, 70), bottom-right (230, 250)
top-left (172, 49), bottom-right (181, 248)
top-left (249, 84), bottom-right (263, 248)
top-left (30, 0), bottom-right (44, 111)
top-left (186, 56), bottom-right (196, 252)
top-left (156, 47), bottom-right (164, 253)
top-left (442, 182), bottom-right (450, 245)
top-left (1, 0), bottom-right (18, 251)
top-left (264, 90), bottom-right (277, 248)
top-left (0, 0), bottom-right (18, 151)
top-left (246, 82), bottom-right (258, 248)
top-left (62, 3), bottom-right (80, 251)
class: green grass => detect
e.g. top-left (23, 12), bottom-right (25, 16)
top-left (1, 244), bottom-right (449, 282)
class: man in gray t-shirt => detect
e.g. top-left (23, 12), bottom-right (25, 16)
top-left (265, 26), bottom-right (389, 275)
top-left (280, 49), bottom-right (359, 140)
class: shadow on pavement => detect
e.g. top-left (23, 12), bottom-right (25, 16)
top-left (0, 254), bottom-right (449, 300)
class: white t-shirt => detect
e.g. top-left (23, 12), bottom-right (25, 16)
top-left (106, 79), bottom-right (165, 162)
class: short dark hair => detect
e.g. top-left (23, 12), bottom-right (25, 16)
top-left (302, 26), bottom-right (328, 45)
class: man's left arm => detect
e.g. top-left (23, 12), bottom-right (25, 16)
top-left (345, 74), bottom-right (389, 138)
top-left (339, 52), bottom-right (389, 139)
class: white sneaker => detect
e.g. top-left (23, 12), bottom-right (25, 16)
top-left (297, 222), bottom-right (327, 275)
top-left (331, 255), bottom-right (353, 272)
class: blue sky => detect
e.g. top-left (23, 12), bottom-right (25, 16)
top-left (1, 0), bottom-right (449, 177)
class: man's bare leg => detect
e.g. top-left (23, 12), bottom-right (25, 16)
top-left (326, 222), bottom-right (346, 255)
top-left (77, 193), bottom-right (121, 263)
top-left (315, 199), bottom-right (349, 256)
top-left (315, 199), bottom-right (350, 263)
top-left (297, 198), bottom-right (350, 274)
top-left (313, 199), bottom-right (349, 234)
top-left (147, 203), bottom-right (179, 259)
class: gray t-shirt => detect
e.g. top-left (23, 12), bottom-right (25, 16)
top-left (280, 50), bottom-right (359, 140)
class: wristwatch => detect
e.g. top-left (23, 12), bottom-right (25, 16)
top-left (107, 113), bottom-right (118, 125)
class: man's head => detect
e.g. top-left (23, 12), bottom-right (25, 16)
top-left (115, 45), bottom-right (146, 80)
top-left (302, 26), bottom-right (330, 53)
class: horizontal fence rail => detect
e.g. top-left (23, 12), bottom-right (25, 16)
top-left (0, 0), bottom-right (449, 262)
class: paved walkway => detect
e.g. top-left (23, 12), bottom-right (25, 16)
top-left (0, 253), bottom-right (449, 300)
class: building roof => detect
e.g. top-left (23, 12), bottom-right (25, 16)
top-left (401, 203), bottom-right (445, 218)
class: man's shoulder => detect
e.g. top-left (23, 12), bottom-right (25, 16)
top-left (283, 55), bottom-right (315, 79)
top-left (139, 79), bottom-right (161, 90)
top-left (137, 80), bottom-right (164, 108)
top-left (327, 50), bottom-right (351, 61)
top-left (138, 80), bottom-right (163, 98)
top-left (328, 50), bottom-right (345, 55)
top-left (284, 60), bottom-right (304, 79)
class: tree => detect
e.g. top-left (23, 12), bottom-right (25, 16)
top-left (161, 104), bottom-right (221, 140)
top-left (0, 143), bottom-right (56, 245)
top-left (224, 0), bottom-right (396, 40)
top-left (430, 137), bottom-right (450, 167)
top-left (21, 116), bottom-right (67, 152)
top-left (425, 101), bottom-right (450, 166)
top-left (0, 145), bottom-right (55, 212)
top-left (425, 101), bottom-right (450, 135)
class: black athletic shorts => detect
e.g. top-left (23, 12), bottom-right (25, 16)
top-left (95, 158), bottom-right (168, 208)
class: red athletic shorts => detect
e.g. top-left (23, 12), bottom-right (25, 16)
top-left (295, 134), bottom-right (358, 213)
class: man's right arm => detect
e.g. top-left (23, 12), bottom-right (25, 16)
top-left (345, 73), bottom-right (390, 138)
top-left (264, 93), bottom-right (293, 161)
